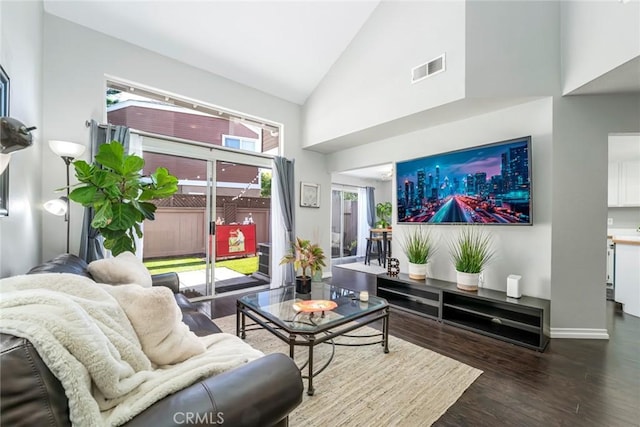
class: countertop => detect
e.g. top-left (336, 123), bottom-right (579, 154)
top-left (612, 235), bottom-right (640, 246)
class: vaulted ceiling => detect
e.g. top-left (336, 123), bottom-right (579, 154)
top-left (42, 1), bottom-right (638, 179)
top-left (43, 0), bottom-right (380, 105)
top-left (44, 1), bottom-right (639, 104)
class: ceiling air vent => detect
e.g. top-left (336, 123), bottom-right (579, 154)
top-left (411, 53), bottom-right (446, 84)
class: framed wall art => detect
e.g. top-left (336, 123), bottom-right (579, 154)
top-left (396, 135), bottom-right (532, 225)
top-left (300, 182), bottom-right (320, 208)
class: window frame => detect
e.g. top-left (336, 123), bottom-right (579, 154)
top-left (0, 64), bottom-right (11, 217)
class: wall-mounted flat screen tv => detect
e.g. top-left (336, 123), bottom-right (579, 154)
top-left (396, 136), bottom-right (532, 225)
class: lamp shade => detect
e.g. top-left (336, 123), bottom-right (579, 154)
top-left (49, 140), bottom-right (86, 159)
top-left (44, 197), bottom-right (68, 216)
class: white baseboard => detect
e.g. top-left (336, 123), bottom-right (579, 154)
top-left (550, 328), bottom-right (610, 339)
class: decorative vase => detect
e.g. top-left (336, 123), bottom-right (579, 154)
top-left (295, 276), bottom-right (312, 294)
top-left (408, 262), bottom-right (427, 280)
top-left (312, 269), bottom-right (323, 283)
top-left (456, 271), bottom-right (480, 291)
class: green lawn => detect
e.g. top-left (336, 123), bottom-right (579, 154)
top-left (216, 257), bottom-right (259, 275)
top-left (144, 256), bottom-right (258, 275)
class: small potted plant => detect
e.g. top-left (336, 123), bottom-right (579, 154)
top-left (348, 240), bottom-right (358, 256)
top-left (449, 227), bottom-right (495, 291)
top-left (376, 202), bottom-right (392, 229)
top-left (399, 226), bottom-right (436, 280)
top-left (280, 237), bottom-right (326, 293)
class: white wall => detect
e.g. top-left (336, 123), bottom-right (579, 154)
top-left (330, 174), bottom-right (391, 217)
top-left (303, 0), bottom-right (466, 148)
top-left (551, 94), bottom-right (640, 332)
top-left (608, 208), bottom-right (640, 229)
top-left (328, 98), bottom-right (553, 299)
top-left (377, 180), bottom-right (392, 205)
top-left (310, 0), bottom-right (640, 334)
top-left (561, 0), bottom-right (640, 94)
top-left (0, 1), bottom-right (43, 277)
top-left (327, 93), bottom-right (640, 332)
top-left (465, 0), bottom-right (560, 96)
top-left (304, 0), bottom-right (565, 150)
top-left (331, 174), bottom-right (383, 192)
top-left (42, 14), bottom-right (329, 267)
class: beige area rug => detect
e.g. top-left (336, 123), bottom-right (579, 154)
top-left (214, 315), bottom-right (482, 426)
top-left (335, 262), bottom-right (387, 275)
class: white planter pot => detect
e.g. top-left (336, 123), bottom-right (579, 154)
top-left (456, 271), bottom-right (480, 291)
top-left (408, 262), bottom-right (427, 280)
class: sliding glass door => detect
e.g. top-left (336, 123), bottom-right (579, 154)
top-left (212, 160), bottom-right (272, 296)
top-left (139, 135), bottom-right (272, 300)
top-left (331, 188), bottom-right (360, 260)
top-left (140, 151), bottom-right (215, 299)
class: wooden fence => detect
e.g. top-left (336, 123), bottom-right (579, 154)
top-left (143, 207), bottom-right (271, 259)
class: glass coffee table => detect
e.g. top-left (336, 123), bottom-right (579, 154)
top-left (236, 283), bottom-right (389, 396)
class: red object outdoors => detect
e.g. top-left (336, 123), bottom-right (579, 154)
top-left (212, 224), bottom-right (256, 260)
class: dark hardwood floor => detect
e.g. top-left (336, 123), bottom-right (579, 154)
top-left (203, 266), bottom-right (640, 427)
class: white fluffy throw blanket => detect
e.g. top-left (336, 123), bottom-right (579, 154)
top-left (0, 273), bottom-right (264, 427)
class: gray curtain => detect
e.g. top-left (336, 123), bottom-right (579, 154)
top-left (273, 156), bottom-right (295, 284)
top-left (78, 120), bottom-right (130, 262)
top-left (366, 186), bottom-right (375, 228)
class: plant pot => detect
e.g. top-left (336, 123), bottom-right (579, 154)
top-left (408, 262), bottom-right (427, 280)
top-left (456, 271), bottom-right (480, 291)
top-left (295, 276), bottom-right (312, 294)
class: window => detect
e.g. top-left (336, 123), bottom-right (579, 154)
top-left (105, 81), bottom-right (281, 156)
top-left (0, 64), bottom-right (10, 217)
top-left (222, 135), bottom-right (260, 153)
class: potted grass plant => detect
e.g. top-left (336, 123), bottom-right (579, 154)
top-left (280, 237), bottom-right (326, 293)
top-left (399, 226), bottom-right (436, 280)
top-left (449, 227), bottom-right (495, 291)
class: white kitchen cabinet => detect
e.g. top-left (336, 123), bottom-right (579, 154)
top-left (608, 160), bottom-right (640, 207)
top-left (608, 162), bottom-right (620, 206)
top-left (620, 160), bottom-right (640, 206)
top-left (613, 237), bottom-right (640, 318)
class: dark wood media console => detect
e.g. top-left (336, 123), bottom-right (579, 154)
top-left (377, 273), bottom-right (550, 351)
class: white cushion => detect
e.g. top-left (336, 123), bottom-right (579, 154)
top-left (88, 252), bottom-right (153, 288)
top-left (104, 284), bottom-right (206, 365)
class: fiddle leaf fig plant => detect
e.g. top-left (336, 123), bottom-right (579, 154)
top-left (68, 141), bottom-right (178, 256)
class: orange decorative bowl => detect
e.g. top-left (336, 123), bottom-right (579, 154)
top-left (292, 300), bottom-right (338, 313)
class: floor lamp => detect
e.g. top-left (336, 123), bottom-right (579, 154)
top-left (45, 140), bottom-right (86, 254)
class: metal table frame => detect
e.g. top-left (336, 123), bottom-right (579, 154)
top-left (237, 298), bottom-right (389, 396)
top-left (370, 228), bottom-right (392, 268)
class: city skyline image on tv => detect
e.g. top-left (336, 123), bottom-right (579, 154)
top-left (396, 136), bottom-right (532, 225)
